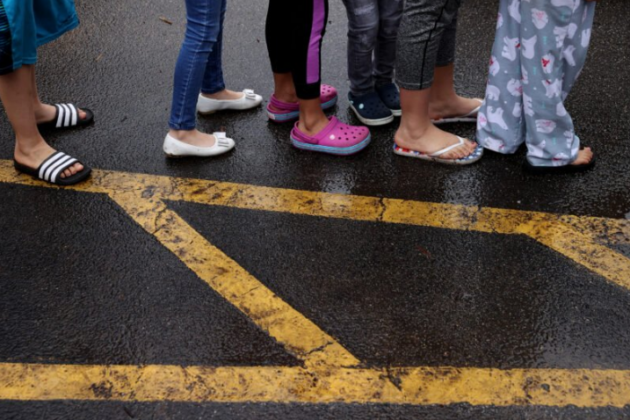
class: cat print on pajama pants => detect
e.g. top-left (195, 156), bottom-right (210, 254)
top-left (477, 0), bottom-right (596, 167)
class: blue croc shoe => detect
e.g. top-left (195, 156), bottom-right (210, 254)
top-left (376, 83), bottom-right (401, 117)
top-left (348, 91), bottom-right (394, 127)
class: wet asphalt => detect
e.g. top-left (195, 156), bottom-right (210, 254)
top-left (1, 0), bottom-right (630, 418)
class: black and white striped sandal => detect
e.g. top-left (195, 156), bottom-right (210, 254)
top-left (14, 151), bottom-right (92, 186)
top-left (38, 104), bottom-right (94, 130)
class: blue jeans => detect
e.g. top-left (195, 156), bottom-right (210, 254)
top-left (341, 0), bottom-right (403, 96)
top-left (169, 0), bottom-right (227, 130)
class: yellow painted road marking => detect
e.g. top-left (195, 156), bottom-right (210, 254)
top-left (1, 363), bottom-right (630, 407)
top-left (1, 160), bottom-right (628, 291)
top-left (109, 189), bottom-right (360, 368)
top-left (2, 160), bottom-right (630, 407)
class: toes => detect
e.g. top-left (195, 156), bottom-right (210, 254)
top-left (71, 163), bottom-right (84, 174)
top-left (79, 109), bottom-right (87, 120)
top-left (60, 163), bottom-right (84, 178)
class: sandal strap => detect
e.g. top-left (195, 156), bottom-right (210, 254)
top-left (270, 95), bottom-right (299, 112)
top-left (461, 99), bottom-right (483, 118)
top-left (55, 103), bottom-right (79, 128)
top-left (38, 151), bottom-right (78, 183)
top-left (430, 137), bottom-right (466, 158)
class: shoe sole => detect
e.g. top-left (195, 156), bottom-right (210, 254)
top-left (268, 96), bottom-right (338, 123)
top-left (197, 101), bottom-right (263, 115)
top-left (432, 117), bottom-right (477, 125)
top-left (393, 144), bottom-right (484, 166)
top-left (349, 104), bottom-right (394, 127)
top-left (290, 134), bottom-right (371, 156)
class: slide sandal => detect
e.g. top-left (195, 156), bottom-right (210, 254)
top-left (38, 104), bottom-right (94, 130)
top-left (14, 151), bottom-right (91, 186)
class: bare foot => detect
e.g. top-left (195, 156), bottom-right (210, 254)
top-left (35, 103), bottom-right (88, 125)
top-left (15, 140), bottom-right (84, 179)
top-left (169, 129), bottom-right (217, 148)
top-left (571, 147), bottom-right (594, 166)
top-left (395, 124), bottom-right (477, 160)
top-left (201, 89), bottom-right (244, 101)
top-left (429, 96), bottom-right (482, 121)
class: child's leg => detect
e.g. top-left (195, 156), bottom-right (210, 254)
top-left (395, 0), bottom-right (478, 161)
top-left (521, 0), bottom-right (594, 167)
top-left (341, 0), bottom-right (379, 96)
top-left (168, 0), bottom-right (222, 131)
top-left (373, 0), bottom-right (402, 88)
top-left (429, 10), bottom-right (484, 123)
top-left (267, 0), bottom-right (332, 134)
top-left (396, 0), bottom-right (461, 92)
top-left (2, 66), bottom-right (83, 178)
top-left (477, 0), bottom-right (525, 154)
top-left (200, 0), bottom-right (226, 96)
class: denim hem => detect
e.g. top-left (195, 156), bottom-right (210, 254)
top-left (168, 122), bottom-right (197, 131)
top-left (201, 84), bottom-right (226, 95)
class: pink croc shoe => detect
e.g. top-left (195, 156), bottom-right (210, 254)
top-left (290, 116), bottom-right (371, 156)
top-left (267, 84), bottom-right (339, 123)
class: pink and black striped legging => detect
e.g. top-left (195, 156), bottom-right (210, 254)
top-left (266, 0), bottom-right (329, 100)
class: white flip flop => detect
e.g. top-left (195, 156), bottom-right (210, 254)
top-left (163, 132), bottom-right (235, 158)
top-left (393, 136), bottom-right (484, 166)
top-left (197, 89), bottom-right (263, 114)
top-left (432, 99), bottom-right (483, 125)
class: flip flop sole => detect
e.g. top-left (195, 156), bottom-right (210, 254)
top-left (393, 144), bottom-right (484, 166)
top-left (432, 116), bottom-right (478, 125)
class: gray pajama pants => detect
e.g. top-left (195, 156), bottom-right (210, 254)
top-left (395, 0), bottom-right (462, 90)
top-left (341, 0), bottom-right (403, 96)
top-left (477, 0), bottom-right (596, 167)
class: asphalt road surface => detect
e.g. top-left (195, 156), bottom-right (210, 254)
top-left (1, 0), bottom-right (630, 419)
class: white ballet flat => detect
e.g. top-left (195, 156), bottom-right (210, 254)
top-left (196, 89), bottom-right (263, 114)
top-left (163, 132), bottom-right (235, 158)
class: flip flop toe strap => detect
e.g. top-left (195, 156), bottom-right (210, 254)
top-left (38, 151), bottom-right (79, 183)
top-left (55, 103), bottom-right (80, 128)
top-left (462, 99), bottom-right (484, 118)
top-left (430, 137), bottom-right (466, 158)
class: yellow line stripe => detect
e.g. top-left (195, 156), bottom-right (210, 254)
top-left (518, 220), bottom-right (630, 291)
top-left (107, 189), bottom-right (360, 368)
top-left (1, 363), bottom-right (630, 407)
top-left (1, 160), bottom-right (629, 290)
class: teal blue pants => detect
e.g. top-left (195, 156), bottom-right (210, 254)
top-left (477, 0), bottom-right (596, 167)
top-left (0, 0), bottom-right (78, 75)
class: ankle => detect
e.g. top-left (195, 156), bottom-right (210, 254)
top-left (275, 90), bottom-right (298, 104)
top-left (397, 122), bottom-right (432, 143)
top-left (298, 114), bottom-right (328, 134)
top-left (169, 129), bottom-right (195, 141)
top-left (429, 91), bottom-right (458, 108)
top-left (15, 136), bottom-right (48, 156)
top-left (201, 89), bottom-right (226, 99)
